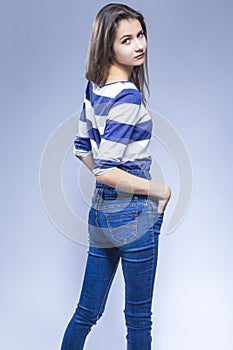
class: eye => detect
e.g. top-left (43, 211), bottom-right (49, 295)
top-left (138, 31), bottom-right (144, 38)
top-left (122, 37), bottom-right (131, 44)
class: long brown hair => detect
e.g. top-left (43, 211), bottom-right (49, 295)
top-left (85, 3), bottom-right (149, 105)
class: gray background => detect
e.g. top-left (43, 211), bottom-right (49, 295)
top-left (1, 0), bottom-right (233, 349)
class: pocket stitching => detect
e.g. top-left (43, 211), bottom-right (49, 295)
top-left (105, 211), bottom-right (138, 244)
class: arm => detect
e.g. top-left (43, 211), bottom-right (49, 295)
top-left (75, 87), bottom-right (171, 212)
top-left (76, 153), bottom-right (94, 172)
top-left (96, 168), bottom-right (171, 212)
top-left (77, 154), bottom-right (171, 212)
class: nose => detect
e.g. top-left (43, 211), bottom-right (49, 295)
top-left (135, 39), bottom-right (144, 52)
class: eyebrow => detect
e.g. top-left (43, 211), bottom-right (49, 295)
top-left (120, 29), bottom-right (143, 41)
top-left (120, 34), bottom-right (131, 40)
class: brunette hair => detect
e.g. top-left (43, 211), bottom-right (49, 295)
top-left (85, 3), bottom-right (149, 105)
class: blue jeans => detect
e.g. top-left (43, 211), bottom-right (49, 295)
top-left (61, 169), bottom-right (164, 350)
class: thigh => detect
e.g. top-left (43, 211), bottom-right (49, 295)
top-left (77, 246), bottom-right (120, 320)
top-left (120, 210), bottom-right (163, 316)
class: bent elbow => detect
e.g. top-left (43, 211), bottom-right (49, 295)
top-left (95, 168), bottom-right (117, 186)
top-left (95, 173), bottom-right (109, 184)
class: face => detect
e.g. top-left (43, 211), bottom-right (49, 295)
top-left (112, 18), bottom-right (147, 68)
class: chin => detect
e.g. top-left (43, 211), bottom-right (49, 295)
top-left (133, 62), bottom-right (145, 67)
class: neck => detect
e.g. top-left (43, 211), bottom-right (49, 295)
top-left (105, 62), bottom-right (132, 84)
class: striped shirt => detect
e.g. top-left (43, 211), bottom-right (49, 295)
top-left (73, 80), bottom-right (153, 176)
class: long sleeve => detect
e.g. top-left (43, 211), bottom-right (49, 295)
top-left (73, 88), bottom-right (92, 158)
top-left (93, 89), bottom-right (142, 176)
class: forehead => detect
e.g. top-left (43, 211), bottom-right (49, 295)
top-left (115, 18), bottom-right (142, 38)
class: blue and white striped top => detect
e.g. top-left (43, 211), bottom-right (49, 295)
top-left (73, 80), bottom-right (153, 176)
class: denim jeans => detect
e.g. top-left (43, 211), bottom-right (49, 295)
top-left (61, 169), bottom-right (164, 350)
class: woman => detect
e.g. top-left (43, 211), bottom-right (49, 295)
top-left (61, 3), bottom-right (171, 349)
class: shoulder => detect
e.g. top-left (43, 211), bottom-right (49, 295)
top-left (90, 81), bottom-right (142, 104)
top-left (114, 83), bottom-right (142, 106)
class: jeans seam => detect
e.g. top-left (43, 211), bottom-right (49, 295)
top-left (96, 258), bottom-right (120, 320)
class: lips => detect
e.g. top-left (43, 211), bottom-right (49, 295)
top-left (135, 53), bottom-right (145, 59)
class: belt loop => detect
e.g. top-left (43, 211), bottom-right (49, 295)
top-left (98, 188), bottom-right (103, 198)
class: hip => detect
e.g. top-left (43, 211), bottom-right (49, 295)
top-left (88, 168), bottom-right (164, 247)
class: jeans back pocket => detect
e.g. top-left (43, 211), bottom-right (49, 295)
top-left (104, 207), bottom-right (138, 245)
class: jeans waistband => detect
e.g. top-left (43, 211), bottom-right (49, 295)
top-left (95, 168), bottom-right (151, 200)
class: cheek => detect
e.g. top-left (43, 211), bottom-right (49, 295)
top-left (114, 46), bottom-right (132, 62)
top-left (140, 37), bottom-right (147, 52)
